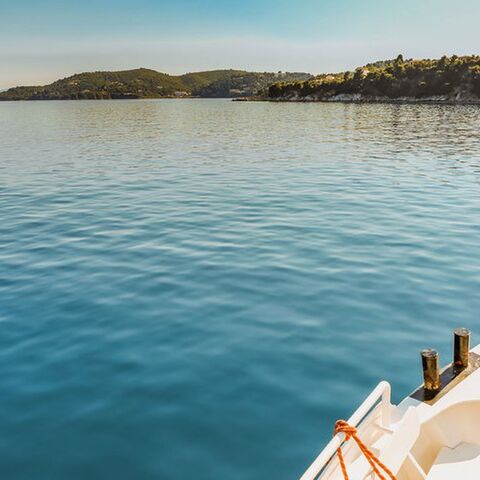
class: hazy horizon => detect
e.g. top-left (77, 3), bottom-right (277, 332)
top-left (2, 0), bottom-right (480, 90)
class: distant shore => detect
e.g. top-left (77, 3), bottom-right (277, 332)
top-left (262, 94), bottom-right (480, 105)
top-left (0, 68), bottom-right (311, 101)
top-left (4, 55), bottom-right (480, 104)
top-left (234, 94), bottom-right (480, 105)
top-left (2, 95), bottom-right (480, 105)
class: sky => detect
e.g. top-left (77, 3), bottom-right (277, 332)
top-left (1, 0), bottom-right (480, 89)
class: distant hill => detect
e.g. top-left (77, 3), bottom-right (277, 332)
top-left (268, 55), bottom-right (480, 103)
top-left (0, 68), bottom-right (312, 101)
top-left (194, 71), bottom-right (311, 98)
top-left (179, 70), bottom-right (248, 91)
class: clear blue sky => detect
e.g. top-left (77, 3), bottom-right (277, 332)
top-left (1, 0), bottom-right (479, 89)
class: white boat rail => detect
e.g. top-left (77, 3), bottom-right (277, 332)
top-left (300, 381), bottom-right (392, 480)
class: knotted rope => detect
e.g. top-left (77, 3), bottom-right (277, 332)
top-left (334, 420), bottom-right (397, 480)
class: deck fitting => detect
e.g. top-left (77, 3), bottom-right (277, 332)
top-left (454, 328), bottom-right (470, 370)
top-left (411, 352), bottom-right (480, 404)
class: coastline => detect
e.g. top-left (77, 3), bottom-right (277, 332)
top-left (3, 95), bottom-right (480, 105)
top-left (249, 93), bottom-right (480, 105)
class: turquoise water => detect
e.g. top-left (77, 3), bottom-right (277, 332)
top-left (1, 99), bottom-right (480, 479)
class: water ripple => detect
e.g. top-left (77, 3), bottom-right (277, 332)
top-left (1, 100), bottom-right (480, 479)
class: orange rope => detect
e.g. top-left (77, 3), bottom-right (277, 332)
top-left (334, 420), bottom-right (397, 480)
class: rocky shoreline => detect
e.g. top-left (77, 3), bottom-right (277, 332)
top-left (264, 92), bottom-right (480, 104)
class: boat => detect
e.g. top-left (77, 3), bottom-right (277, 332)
top-left (300, 328), bottom-right (480, 480)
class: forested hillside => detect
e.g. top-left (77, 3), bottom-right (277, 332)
top-left (0, 68), bottom-right (310, 100)
top-left (268, 55), bottom-right (480, 102)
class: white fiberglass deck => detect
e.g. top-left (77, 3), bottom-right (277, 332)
top-left (427, 443), bottom-right (480, 479)
top-left (301, 344), bottom-right (480, 480)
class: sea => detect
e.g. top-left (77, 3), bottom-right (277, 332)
top-left (1, 99), bottom-right (480, 479)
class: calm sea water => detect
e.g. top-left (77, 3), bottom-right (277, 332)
top-left (1, 99), bottom-right (480, 479)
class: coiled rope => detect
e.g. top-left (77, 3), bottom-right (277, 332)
top-left (334, 420), bottom-right (397, 480)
